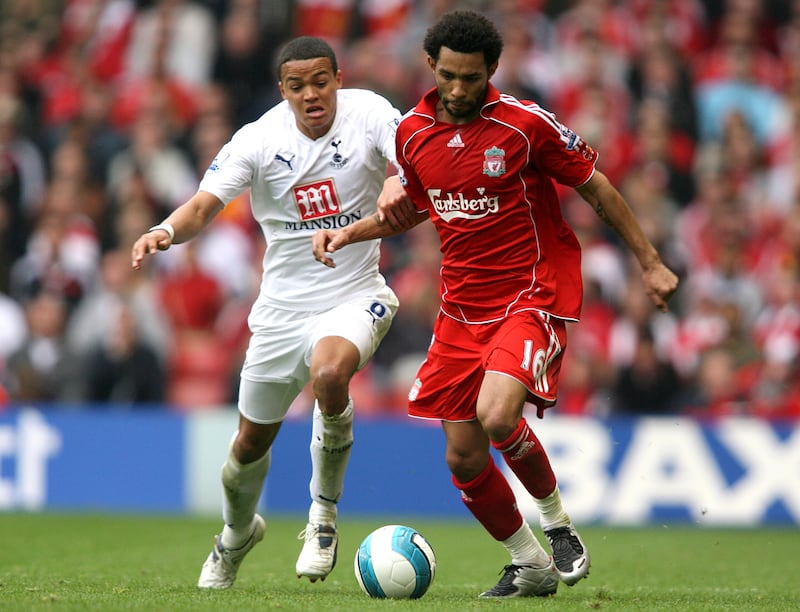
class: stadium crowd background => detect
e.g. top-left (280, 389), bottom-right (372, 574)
top-left (1, 0), bottom-right (799, 419)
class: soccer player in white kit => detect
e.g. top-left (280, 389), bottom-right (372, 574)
top-left (130, 36), bottom-right (404, 588)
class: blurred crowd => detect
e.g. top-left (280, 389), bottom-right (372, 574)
top-left (1, 0), bottom-right (799, 420)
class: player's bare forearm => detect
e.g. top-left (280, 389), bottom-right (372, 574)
top-left (577, 172), bottom-right (659, 267)
top-left (312, 210), bottom-right (428, 268)
top-left (576, 171), bottom-right (679, 310)
top-left (131, 191), bottom-right (224, 270)
top-left (169, 195), bottom-right (224, 242)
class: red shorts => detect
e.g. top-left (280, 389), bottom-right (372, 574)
top-left (408, 310), bottom-right (568, 422)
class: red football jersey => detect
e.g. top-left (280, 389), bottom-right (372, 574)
top-left (397, 84), bottom-right (598, 324)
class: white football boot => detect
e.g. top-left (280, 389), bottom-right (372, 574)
top-left (295, 523), bottom-right (338, 582)
top-left (197, 514), bottom-right (265, 589)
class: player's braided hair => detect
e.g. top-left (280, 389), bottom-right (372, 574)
top-left (275, 36), bottom-right (339, 80)
top-left (423, 10), bottom-right (504, 67)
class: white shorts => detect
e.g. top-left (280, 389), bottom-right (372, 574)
top-left (238, 285), bottom-right (398, 423)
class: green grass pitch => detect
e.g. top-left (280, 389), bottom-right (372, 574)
top-left (1, 513), bottom-right (797, 611)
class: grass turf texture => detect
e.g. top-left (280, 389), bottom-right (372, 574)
top-left (1, 514), bottom-right (797, 611)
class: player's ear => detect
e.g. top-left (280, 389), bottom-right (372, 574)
top-left (335, 69), bottom-right (343, 87)
top-left (487, 61), bottom-right (499, 79)
top-left (278, 80), bottom-right (286, 100)
top-left (426, 55), bottom-right (436, 71)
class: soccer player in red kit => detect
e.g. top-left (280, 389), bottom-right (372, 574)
top-left (312, 10), bottom-right (679, 598)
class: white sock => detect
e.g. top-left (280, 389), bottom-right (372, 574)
top-left (308, 499), bottom-right (337, 525)
top-left (536, 485), bottom-right (571, 531)
top-left (220, 444), bottom-right (271, 549)
top-left (309, 399), bottom-right (353, 509)
top-left (503, 522), bottom-right (551, 568)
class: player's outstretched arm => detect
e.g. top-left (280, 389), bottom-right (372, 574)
top-left (576, 171), bottom-right (679, 311)
top-left (312, 209), bottom-right (428, 268)
top-left (131, 191), bottom-right (224, 270)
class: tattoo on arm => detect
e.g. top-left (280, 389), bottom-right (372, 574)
top-left (594, 203), bottom-right (616, 230)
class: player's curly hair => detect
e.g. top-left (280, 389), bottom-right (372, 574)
top-left (275, 36), bottom-right (339, 80)
top-left (423, 10), bottom-right (504, 67)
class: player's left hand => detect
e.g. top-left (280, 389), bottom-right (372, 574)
top-left (642, 262), bottom-right (679, 312)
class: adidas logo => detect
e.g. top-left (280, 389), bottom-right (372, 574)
top-left (510, 440), bottom-right (535, 461)
top-left (447, 133), bottom-right (465, 148)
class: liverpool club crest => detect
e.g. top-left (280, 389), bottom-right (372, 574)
top-left (483, 146), bottom-right (506, 177)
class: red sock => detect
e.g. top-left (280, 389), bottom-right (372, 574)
top-left (452, 457), bottom-right (523, 541)
top-left (493, 418), bottom-right (556, 499)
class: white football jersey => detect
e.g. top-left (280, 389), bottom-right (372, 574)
top-left (198, 88), bottom-right (401, 322)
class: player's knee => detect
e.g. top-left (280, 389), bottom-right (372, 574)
top-left (477, 406), bottom-right (520, 442)
top-left (311, 363), bottom-right (351, 397)
top-left (445, 448), bottom-right (487, 482)
top-left (233, 429), bottom-right (273, 463)
top-left (478, 411), bottom-right (517, 444)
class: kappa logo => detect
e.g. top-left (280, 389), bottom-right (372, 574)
top-left (447, 133), bottom-right (465, 148)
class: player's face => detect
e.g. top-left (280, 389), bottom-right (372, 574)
top-left (279, 57), bottom-right (342, 139)
top-left (428, 47), bottom-right (497, 124)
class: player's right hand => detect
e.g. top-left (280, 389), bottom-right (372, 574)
top-left (131, 230), bottom-right (172, 270)
top-left (311, 229), bottom-right (344, 268)
top-left (377, 175), bottom-right (415, 230)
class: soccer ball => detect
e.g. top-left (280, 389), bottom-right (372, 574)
top-left (354, 524), bottom-right (436, 599)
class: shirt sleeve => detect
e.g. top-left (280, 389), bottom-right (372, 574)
top-left (397, 153), bottom-right (428, 214)
top-left (530, 114), bottom-right (598, 188)
top-left (198, 127), bottom-right (258, 205)
top-left (367, 93), bottom-right (402, 168)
